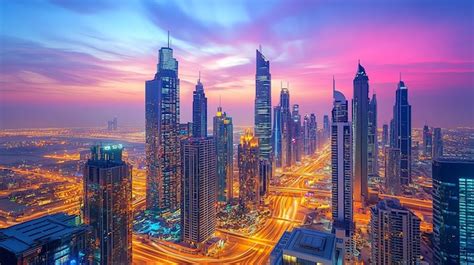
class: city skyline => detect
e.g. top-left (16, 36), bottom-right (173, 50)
top-left (1, 0), bottom-right (473, 129)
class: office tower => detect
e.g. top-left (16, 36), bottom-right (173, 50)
top-left (280, 84), bottom-right (292, 168)
top-left (352, 62), bottom-right (369, 203)
top-left (385, 148), bottom-right (401, 195)
top-left (238, 129), bottom-right (260, 210)
top-left (0, 213), bottom-right (89, 264)
top-left (192, 74), bottom-right (207, 137)
top-left (213, 106), bottom-right (233, 202)
top-left (382, 123), bottom-right (389, 148)
top-left (370, 199), bottom-right (421, 265)
top-left (145, 42), bottom-right (181, 211)
top-left (83, 144), bottom-right (132, 264)
top-left (309, 113), bottom-right (317, 154)
top-left (392, 78), bottom-right (412, 185)
top-left (254, 48), bottom-right (272, 162)
top-left (368, 93), bottom-right (378, 179)
top-left (331, 82), bottom-right (354, 261)
top-left (432, 127), bottom-right (443, 159)
top-left (303, 115), bottom-right (310, 155)
top-left (432, 159), bottom-right (474, 264)
top-left (270, 228), bottom-right (337, 265)
top-left (291, 104), bottom-right (302, 163)
top-left (272, 106), bottom-right (282, 168)
top-left (422, 125), bottom-right (432, 156)
top-left (181, 137), bottom-right (217, 247)
top-left (323, 114), bottom-right (330, 142)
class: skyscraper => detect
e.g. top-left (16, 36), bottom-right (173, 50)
top-left (352, 62), bottom-right (369, 203)
top-left (385, 147), bottom-right (401, 195)
top-left (392, 78), bottom-right (412, 185)
top-left (83, 144), bottom-right (132, 264)
top-left (422, 125), bottom-right (432, 157)
top-left (291, 104), bottom-right (302, 163)
top-left (238, 129), bottom-right (260, 210)
top-left (213, 105), bottom-right (233, 202)
top-left (192, 74), bottom-right (207, 137)
top-left (181, 137), bottom-right (217, 247)
top-left (272, 106), bottom-right (282, 168)
top-left (309, 113), bottom-right (317, 154)
top-left (368, 93), bottom-right (378, 179)
top-left (254, 48), bottom-right (272, 162)
top-left (432, 159), bottom-right (474, 264)
top-left (331, 81), bottom-right (354, 261)
top-left (370, 199), bottom-right (420, 265)
top-left (432, 127), bottom-right (443, 160)
top-left (382, 123), bottom-right (389, 148)
top-left (323, 114), bottom-right (330, 142)
top-left (145, 42), bottom-right (181, 211)
top-left (280, 84), bottom-right (292, 168)
top-left (303, 114), bottom-right (311, 155)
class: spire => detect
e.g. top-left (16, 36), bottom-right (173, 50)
top-left (259, 44), bottom-right (262, 53)
top-left (333, 75), bottom-right (335, 93)
top-left (198, 71), bottom-right (201, 82)
top-left (400, 72), bottom-right (402, 82)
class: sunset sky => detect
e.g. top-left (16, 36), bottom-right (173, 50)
top-left (1, 0), bottom-right (473, 129)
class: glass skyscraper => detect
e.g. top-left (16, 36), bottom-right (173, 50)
top-left (368, 93), bottom-right (378, 179)
top-left (280, 85), bottom-right (292, 168)
top-left (432, 127), bottom-right (443, 160)
top-left (272, 106), bottom-right (282, 168)
top-left (291, 104), bottom-right (302, 163)
top-left (432, 158), bottom-right (474, 264)
top-left (392, 79), bottom-right (412, 185)
top-left (192, 75), bottom-right (207, 138)
top-left (213, 106), bottom-right (233, 203)
top-left (83, 144), bottom-right (132, 264)
top-left (145, 44), bottom-right (181, 211)
top-left (254, 48), bottom-right (272, 162)
top-left (352, 62), bottom-right (369, 203)
top-left (238, 129), bottom-right (260, 211)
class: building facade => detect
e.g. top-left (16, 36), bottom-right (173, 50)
top-left (238, 129), bottom-right (260, 210)
top-left (272, 106), bottom-right (283, 168)
top-left (368, 93), bottom-right (378, 180)
top-left (213, 106), bottom-right (233, 203)
top-left (385, 147), bottom-right (401, 195)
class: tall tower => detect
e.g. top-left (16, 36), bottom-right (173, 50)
top-left (181, 137), bottom-right (217, 247)
top-left (392, 79), bottom-right (412, 185)
top-left (213, 105), bottom-right (233, 202)
top-left (323, 115), bottom-right (330, 142)
top-left (145, 42), bottom-right (181, 211)
top-left (352, 62), bottom-right (369, 203)
top-left (238, 129), bottom-right (260, 211)
top-left (192, 73), bottom-right (207, 137)
top-left (432, 159), bottom-right (474, 264)
top-left (331, 79), bottom-right (354, 261)
top-left (423, 125), bottom-right (432, 157)
top-left (385, 147), bottom-right (401, 195)
top-left (83, 144), bottom-right (132, 264)
top-left (280, 84), bottom-right (292, 168)
top-left (291, 104), bottom-right (302, 163)
top-left (272, 106), bottom-right (282, 168)
top-left (303, 115), bottom-right (311, 155)
top-left (254, 48), bottom-right (272, 162)
top-left (309, 113), bottom-right (317, 154)
top-left (370, 199), bottom-right (421, 264)
top-left (382, 124), bottom-right (389, 148)
top-left (432, 128), bottom-right (443, 160)
top-left (368, 93), bottom-right (378, 179)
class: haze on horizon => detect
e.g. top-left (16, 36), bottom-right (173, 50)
top-left (0, 0), bottom-right (473, 129)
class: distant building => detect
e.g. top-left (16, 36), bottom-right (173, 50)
top-left (422, 125), bottom-right (432, 157)
top-left (323, 114), bottom-right (330, 143)
top-left (83, 144), bottom-right (132, 264)
top-left (213, 106), bottom-right (233, 203)
top-left (303, 115), bottom-right (311, 155)
top-left (238, 129), bottom-right (260, 210)
top-left (432, 127), bottom-right (443, 160)
top-left (192, 74), bottom-right (207, 137)
top-left (392, 79), bottom-right (412, 185)
top-left (280, 84), bottom-right (292, 168)
top-left (291, 104), bottom-right (302, 163)
top-left (368, 93), bottom-right (378, 179)
top-left (0, 213), bottom-right (89, 265)
top-left (270, 227), bottom-right (337, 265)
top-left (432, 159), bottom-right (474, 264)
top-left (385, 148), bottom-right (401, 195)
top-left (309, 113), bottom-right (317, 154)
top-left (107, 117), bottom-right (118, 131)
top-left (181, 137), bottom-right (217, 247)
top-left (331, 79), bottom-right (354, 261)
top-left (370, 199), bottom-right (421, 265)
top-left (352, 62), bottom-right (370, 203)
top-left (382, 123), bottom-right (389, 148)
top-left (272, 106), bottom-right (283, 168)
top-left (145, 43), bottom-right (181, 211)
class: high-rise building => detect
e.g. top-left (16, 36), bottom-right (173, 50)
top-left (392, 78), bottom-right (412, 185)
top-left (213, 106), bottom-right (233, 202)
top-left (382, 123), bottom-right (389, 148)
top-left (370, 199), bottom-right (421, 265)
top-left (280, 85), bottom-right (292, 168)
top-left (238, 129), bottom-right (260, 210)
top-left (432, 159), bottom-right (474, 264)
top-left (331, 82), bottom-right (354, 261)
top-left (254, 48), bottom-right (272, 162)
top-left (192, 74), bottom-right (207, 137)
top-left (352, 62), bottom-right (369, 203)
top-left (145, 43), bottom-right (181, 211)
top-left (368, 93), bottom-right (378, 179)
top-left (272, 106), bottom-right (282, 168)
top-left (432, 127), bottom-right (443, 160)
top-left (0, 213), bottom-right (89, 265)
top-left (385, 147), bottom-right (401, 195)
top-left (309, 113), bottom-right (317, 154)
top-left (423, 125), bottom-right (432, 157)
top-left (181, 137), bottom-right (217, 247)
top-left (259, 159), bottom-right (271, 199)
top-left (83, 144), bottom-right (132, 264)
top-left (323, 114), bottom-right (330, 143)
top-left (291, 104), bottom-right (302, 163)
top-left (303, 115), bottom-right (311, 155)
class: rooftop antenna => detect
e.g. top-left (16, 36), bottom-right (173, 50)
top-left (259, 44), bottom-right (262, 53)
top-left (399, 72), bottom-right (402, 82)
top-left (358, 59), bottom-right (360, 65)
top-left (167, 30), bottom-right (170, 48)
top-left (198, 71), bottom-right (201, 82)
